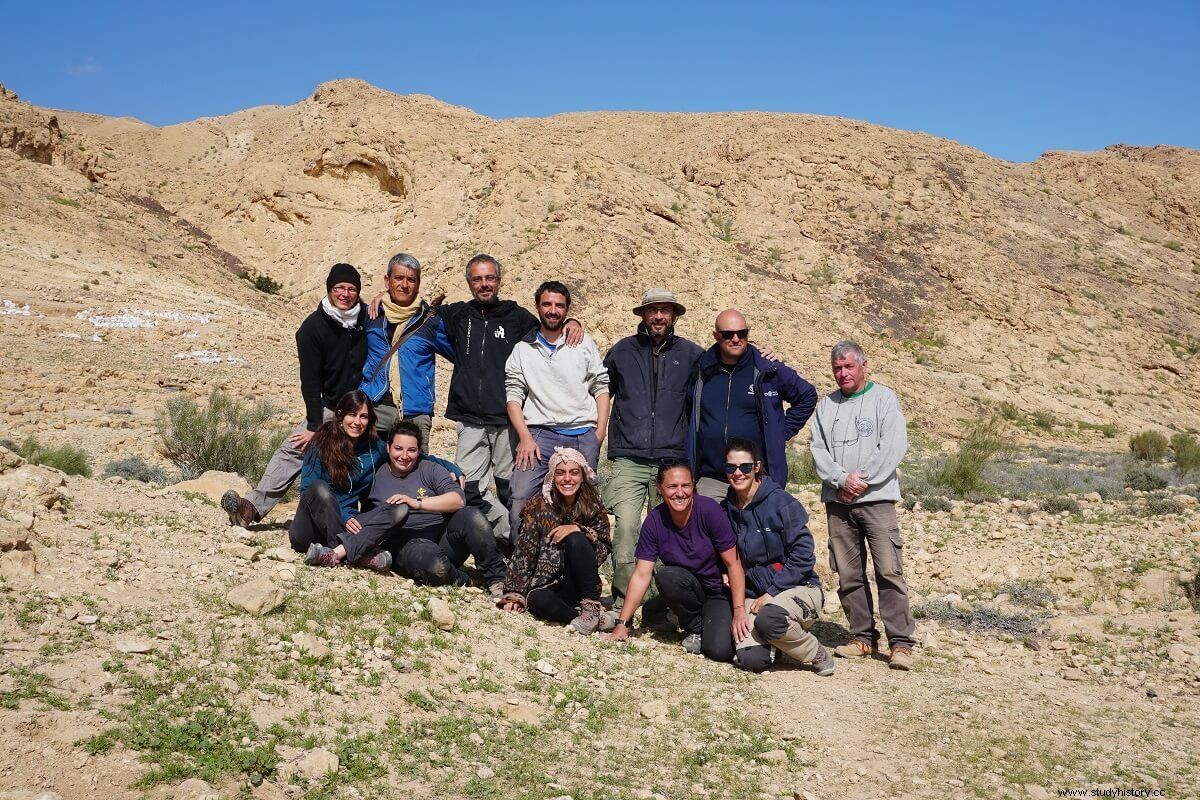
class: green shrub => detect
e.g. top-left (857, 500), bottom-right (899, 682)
top-left (997, 580), bottom-right (1057, 609)
top-left (1030, 411), bottom-right (1057, 430)
top-left (7, 436), bottom-right (91, 476)
top-left (1163, 240), bottom-right (1184, 252)
top-left (1123, 464), bottom-right (1168, 492)
top-left (1039, 496), bottom-right (1080, 515)
top-left (996, 401), bottom-right (1022, 421)
top-left (1128, 430), bottom-right (1168, 462)
top-left (786, 448), bottom-right (821, 487)
top-left (1145, 497), bottom-right (1185, 516)
top-left (157, 390), bottom-right (287, 482)
top-left (928, 416), bottom-right (1007, 498)
top-left (1077, 421), bottom-right (1118, 438)
top-left (1170, 432), bottom-right (1200, 476)
top-left (103, 457), bottom-right (169, 485)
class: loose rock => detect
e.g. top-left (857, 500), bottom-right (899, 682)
top-left (225, 576), bottom-right (286, 616)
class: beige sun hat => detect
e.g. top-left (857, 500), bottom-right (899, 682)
top-left (631, 288), bottom-right (686, 317)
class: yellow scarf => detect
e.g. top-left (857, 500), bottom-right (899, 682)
top-left (381, 296), bottom-right (421, 410)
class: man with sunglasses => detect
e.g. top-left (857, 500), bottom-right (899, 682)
top-left (810, 340), bottom-right (915, 670)
top-left (686, 309), bottom-right (817, 502)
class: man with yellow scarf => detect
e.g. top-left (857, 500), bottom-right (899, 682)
top-left (360, 253), bottom-right (454, 449)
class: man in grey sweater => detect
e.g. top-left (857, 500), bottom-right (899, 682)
top-left (810, 340), bottom-right (916, 670)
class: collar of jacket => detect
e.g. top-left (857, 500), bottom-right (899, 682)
top-left (698, 344), bottom-right (774, 377)
top-left (467, 298), bottom-right (520, 318)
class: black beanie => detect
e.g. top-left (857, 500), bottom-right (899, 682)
top-left (326, 263), bottom-right (361, 292)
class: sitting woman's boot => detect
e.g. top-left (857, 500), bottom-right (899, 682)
top-left (570, 599), bottom-right (604, 635)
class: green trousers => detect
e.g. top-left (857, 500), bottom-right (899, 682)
top-left (602, 457), bottom-right (662, 612)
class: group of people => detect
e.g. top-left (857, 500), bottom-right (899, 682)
top-left (220, 252), bottom-right (916, 674)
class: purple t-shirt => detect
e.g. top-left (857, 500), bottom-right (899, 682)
top-left (635, 495), bottom-right (737, 595)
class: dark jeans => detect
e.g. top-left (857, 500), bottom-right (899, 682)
top-left (289, 480), bottom-right (345, 552)
top-left (525, 532), bottom-right (601, 624)
top-left (392, 507), bottom-right (506, 586)
top-left (654, 565), bottom-right (734, 663)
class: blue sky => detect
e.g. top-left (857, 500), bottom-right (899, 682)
top-left (1, 1), bottom-right (1197, 162)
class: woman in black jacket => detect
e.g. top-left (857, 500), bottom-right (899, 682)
top-left (722, 438), bottom-right (834, 675)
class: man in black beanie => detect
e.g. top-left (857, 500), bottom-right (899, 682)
top-left (222, 263), bottom-right (369, 526)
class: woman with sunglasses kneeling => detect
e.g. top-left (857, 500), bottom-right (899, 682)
top-left (602, 460), bottom-right (751, 662)
top-left (722, 439), bottom-right (834, 675)
top-left (498, 448), bottom-right (613, 634)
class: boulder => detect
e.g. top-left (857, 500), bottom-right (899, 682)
top-left (225, 577), bottom-right (286, 616)
top-left (174, 778), bottom-right (219, 800)
top-left (170, 471), bottom-right (250, 505)
top-left (291, 632), bottom-right (331, 659)
top-left (0, 465), bottom-right (66, 511)
top-left (277, 748), bottom-right (339, 782)
top-left (0, 550), bottom-right (36, 579)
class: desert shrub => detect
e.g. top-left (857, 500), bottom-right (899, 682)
top-left (901, 494), bottom-right (952, 513)
top-left (1128, 430), bottom-right (1168, 462)
top-left (997, 580), bottom-right (1057, 609)
top-left (996, 401), bottom-right (1022, 421)
top-left (103, 457), bottom-right (169, 485)
top-left (7, 436), bottom-right (91, 476)
top-left (928, 416), bottom-right (1007, 498)
top-left (158, 390), bottom-right (287, 482)
top-left (912, 600), bottom-right (1043, 637)
top-left (1077, 421), bottom-right (1118, 438)
top-left (1030, 410), bottom-right (1057, 430)
top-left (1144, 497), bottom-right (1185, 516)
top-left (1170, 432), bottom-right (1200, 476)
top-left (1123, 464), bottom-right (1169, 492)
top-left (1039, 496), bottom-right (1080, 515)
top-left (786, 448), bottom-right (821, 487)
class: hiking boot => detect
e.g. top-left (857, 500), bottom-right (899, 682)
top-left (598, 610), bottom-right (617, 633)
top-left (681, 633), bottom-right (702, 655)
top-left (811, 646), bottom-right (836, 677)
top-left (351, 549), bottom-right (392, 572)
top-left (570, 599), bottom-right (604, 635)
top-left (221, 490), bottom-right (259, 527)
top-left (834, 640), bottom-right (876, 658)
top-left (304, 543), bottom-right (339, 567)
top-left (487, 581), bottom-right (506, 601)
top-left (889, 646), bottom-right (913, 671)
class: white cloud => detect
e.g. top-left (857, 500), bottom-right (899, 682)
top-left (66, 57), bottom-right (103, 77)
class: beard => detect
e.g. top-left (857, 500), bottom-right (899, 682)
top-left (541, 316), bottom-right (564, 332)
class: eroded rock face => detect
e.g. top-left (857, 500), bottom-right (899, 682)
top-left (0, 465), bottom-right (67, 512)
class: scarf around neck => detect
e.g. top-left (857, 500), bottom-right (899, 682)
top-left (320, 296), bottom-right (362, 329)
top-left (381, 296), bottom-right (422, 409)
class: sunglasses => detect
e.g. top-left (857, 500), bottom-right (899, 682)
top-left (717, 329), bottom-right (750, 341)
top-left (724, 462), bottom-right (756, 475)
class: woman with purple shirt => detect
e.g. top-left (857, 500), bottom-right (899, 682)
top-left (602, 460), bottom-right (751, 662)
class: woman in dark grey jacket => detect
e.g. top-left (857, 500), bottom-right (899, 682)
top-left (722, 438), bottom-right (834, 675)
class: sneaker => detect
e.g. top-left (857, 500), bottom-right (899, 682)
top-left (221, 490), bottom-right (259, 527)
top-left (570, 599), bottom-right (604, 635)
top-left (681, 633), bottom-right (702, 655)
top-left (889, 646), bottom-right (913, 671)
top-left (487, 581), bottom-right (506, 601)
top-left (304, 543), bottom-right (339, 567)
top-left (811, 646), bottom-right (836, 677)
top-left (833, 640), bottom-right (876, 658)
top-left (351, 549), bottom-right (392, 572)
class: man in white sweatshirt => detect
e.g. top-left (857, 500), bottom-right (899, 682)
top-left (810, 340), bottom-right (916, 671)
top-left (505, 280), bottom-right (610, 537)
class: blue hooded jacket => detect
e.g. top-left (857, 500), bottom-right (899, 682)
top-left (686, 345), bottom-right (817, 488)
top-left (722, 475), bottom-right (820, 596)
top-left (359, 300), bottom-right (454, 417)
top-left (299, 439), bottom-right (388, 523)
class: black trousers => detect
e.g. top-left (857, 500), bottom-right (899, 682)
top-left (288, 480), bottom-right (412, 563)
top-left (391, 507), bottom-right (506, 587)
top-left (654, 565), bottom-right (734, 663)
top-left (526, 532), bottom-right (601, 624)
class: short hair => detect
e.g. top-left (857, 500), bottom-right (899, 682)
top-left (831, 340), bottom-right (866, 364)
top-left (655, 458), bottom-right (694, 485)
top-left (387, 252), bottom-right (422, 279)
top-left (534, 280), bottom-right (572, 308)
top-left (386, 419), bottom-right (424, 450)
top-left (465, 253), bottom-right (502, 281)
top-left (724, 437), bottom-right (762, 463)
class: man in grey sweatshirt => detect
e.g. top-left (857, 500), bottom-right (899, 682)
top-left (810, 340), bottom-right (916, 670)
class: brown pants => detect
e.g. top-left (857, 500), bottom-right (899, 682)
top-left (826, 501), bottom-right (915, 649)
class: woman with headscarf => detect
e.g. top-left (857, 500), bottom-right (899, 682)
top-left (498, 447), bottom-right (613, 634)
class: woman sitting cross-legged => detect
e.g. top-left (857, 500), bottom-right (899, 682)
top-left (498, 447), bottom-right (613, 634)
top-left (722, 438), bottom-right (834, 676)
top-left (601, 460), bottom-right (751, 662)
top-left (289, 390), bottom-right (392, 570)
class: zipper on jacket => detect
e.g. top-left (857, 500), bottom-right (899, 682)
top-left (477, 319), bottom-right (489, 402)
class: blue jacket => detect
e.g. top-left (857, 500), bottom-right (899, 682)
top-left (360, 300), bottom-right (454, 417)
top-left (300, 439), bottom-right (388, 523)
top-left (686, 345), bottom-right (817, 488)
top-left (722, 476), bottom-right (820, 596)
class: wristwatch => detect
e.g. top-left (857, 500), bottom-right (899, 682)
top-left (417, 498), bottom-right (423, 510)
top-left (614, 618), bottom-right (632, 629)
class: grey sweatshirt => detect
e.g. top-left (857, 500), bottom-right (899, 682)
top-left (505, 331), bottom-right (610, 428)
top-left (810, 381), bottom-right (908, 504)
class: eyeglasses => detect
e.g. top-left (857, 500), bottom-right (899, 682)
top-left (724, 462), bottom-right (756, 475)
top-left (717, 329), bottom-right (750, 341)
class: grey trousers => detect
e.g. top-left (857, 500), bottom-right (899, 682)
top-left (455, 422), bottom-right (516, 541)
top-left (375, 405), bottom-right (431, 453)
top-left (826, 501), bottom-right (915, 649)
top-left (246, 408), bottom-right (334, 520)
top-left (734, 584), bottom-right (825, 673)
top-left (695, 476), bottom-right (730, 504)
